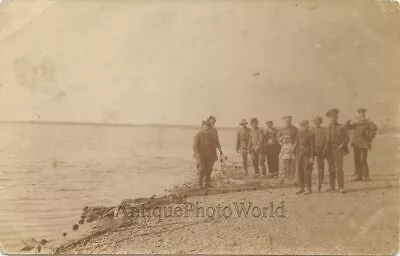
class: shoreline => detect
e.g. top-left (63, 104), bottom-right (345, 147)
top-left (52, 164), bottom-right (288, 253)
top-left (49, 163), bottom-right (399, 255)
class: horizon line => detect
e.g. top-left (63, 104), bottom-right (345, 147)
top-left (0, 120), bottom-right (239, 129)
top-left (0, 120), bottom-right (398, 130)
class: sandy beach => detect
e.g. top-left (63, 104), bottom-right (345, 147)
top-left (54, 169), bottom-right (399, 255)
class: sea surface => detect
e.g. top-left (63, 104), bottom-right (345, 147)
top-left (0, 123), bottom-right (398, 252)
top-left (0, 123), bottom-right (238, 252)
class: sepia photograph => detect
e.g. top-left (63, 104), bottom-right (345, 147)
top-left (0, 0), bottom-right (399, 254)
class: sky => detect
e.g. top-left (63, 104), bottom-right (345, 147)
top-left (0, 0), bottom-right (399, 127)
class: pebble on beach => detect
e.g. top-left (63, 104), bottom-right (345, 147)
top-left (62, 232), bottom-right (67, 237)
top-left (73, 224), bottom-right (79, 231)
top-left (20, 245), bottom-right (35, 252)
top-left (40, 239), bottom-right (48, 245)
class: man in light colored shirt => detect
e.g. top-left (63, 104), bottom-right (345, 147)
top-left (279, 135), bottom-right (295, 183)
top-left (236, 119), bottom-right (250, 175)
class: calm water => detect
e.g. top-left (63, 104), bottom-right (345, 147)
top-left (0, 124), bottom-right (398, 252)
top-left (0, 123), bottom-right (238, 252)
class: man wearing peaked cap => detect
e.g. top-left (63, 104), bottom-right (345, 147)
top-left (324, 108), bottom-right (350, 193)
top-left (314, 116), bottom-right (323, 123)
top-left (311, 115), bottom-right (327, 192)
top-left (279, 115), bottom-right (297, 144)
top-left (250, 118), bottom-right (258, 124)
top-left (326, 108), bottom-right (339, 117)
top-left (236, 119), bottom-right (250, 175)
top-left (240, 119), bottom-right (248, 125)
top-left (347, 108), bottom-right (378, 182)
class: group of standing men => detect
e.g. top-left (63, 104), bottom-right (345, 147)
top-left (193, 108), bottom-right (377, 194)
top-left (235, 108), bottom-right (378, 194)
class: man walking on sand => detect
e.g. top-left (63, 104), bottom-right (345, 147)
top-left (311, 116), bottom-right (327, 192)
top-left (346, 108), bottom-right (378, 182)
top-left (264, 120), bottom-right (281, 178)
top-left (324, 108), bottom-right (350, 193)
top-left (236, 119), bottom-right (251, 175)
top-left (193, 120), bottom-right (215, 188)
top-left (248, 118), bottom-right (265, 178)
top-left (295, 120), bottom-right (315, 195)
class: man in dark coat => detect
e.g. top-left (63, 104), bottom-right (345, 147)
top-left (346, 108), bottom-right (378, 182)
top-left (295, 120), bottom-right (315, 195)
top-left (248, 118), bottom-right (265, 177)
top-left (311, 116), bottom-right (327, 192)
top-left (193, 121), bottom-right (215, 187)
top-left (324, 109), bottom-right (350, 193)
top-left (264, 120), bottom-right (281, 178)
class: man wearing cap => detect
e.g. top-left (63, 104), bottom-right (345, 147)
top-left (294, 120), bottom-right (315, 194)
top-left (346, 108), bottom-right (378, 181)
top-left (236, 119), bottom-right (251, 175)
top-left (324, 108), bottom-right (350, 193)
top-left (278, 116), bottom-right (298, 144)
top-left (278, 115), bottom-right (298, 177)
top-left (264, 121), bottom-right (281, 178)
top-left (207, 116), bottom-right (224, 179)
top-left (248, 118), bottom-right (266, 177)
top-left (311, 116), bottom-right (327, 192)
top-left (193, 121), bottom-right (215, 187)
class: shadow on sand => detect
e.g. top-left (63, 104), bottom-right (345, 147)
top-left (345, 184), bottom-right (399, 194)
